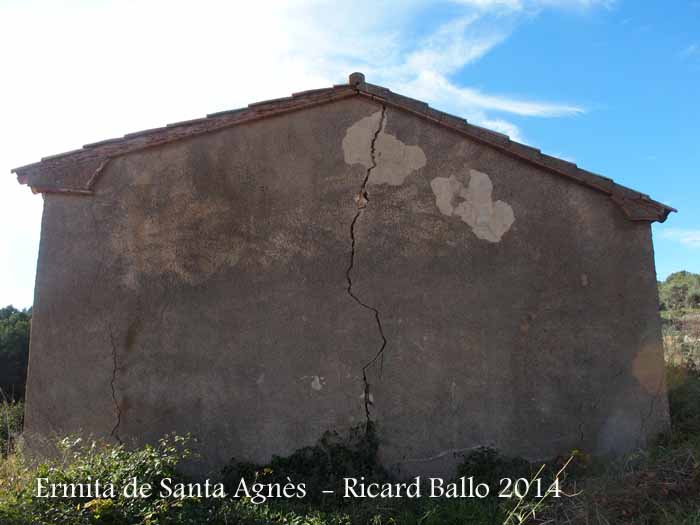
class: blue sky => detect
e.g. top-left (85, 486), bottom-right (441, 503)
top-left (1, 0), bottom-right (698, 308)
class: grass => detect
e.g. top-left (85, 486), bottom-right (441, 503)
top-left (0, 424), bottom-right (571, 524)
top-left (0, 314), bottom-right (699, 524)
top-left (533, 315), bottom-right (700, 524)
top-left (0, 393), bottom-right (22, 458)
top-left (0, 435), bottom-right (538, 524)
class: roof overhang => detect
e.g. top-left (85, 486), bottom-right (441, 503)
top-left (11, 72), bottom-right (676, 223)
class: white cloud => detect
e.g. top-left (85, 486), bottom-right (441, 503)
top-left (478, 119), bottom-right (526, 142)
top-left (545, 151), bottom-right (577, 163)
top-left (451, 0), bottom-right (615, 11)
top-left (403, 15), bottom-right (507, 75)
top-left (683, 43), bottom-right (699, 57)
top-left (534, 0), bottom-right (615, 9)
top-left (401, 71), bottom-right (583, 117)
top-left (0, 0), bottom-right (597, 307)
top-left (659, 229), bottom-right (700, 248)
top-left (450, 0), bottom-right (523, 12)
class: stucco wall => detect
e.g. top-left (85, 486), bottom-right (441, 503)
top-left (24, 96), bottom-right (669, 477)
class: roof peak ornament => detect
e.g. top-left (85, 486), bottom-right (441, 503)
top-left (349, 72), bottom-right (365, 87)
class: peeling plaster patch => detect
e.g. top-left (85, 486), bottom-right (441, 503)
top-left (311, 376), bottom-right (324, 391)
top-left (302, 375), bottom-right (325, 391)
top-left (342, 111), bottom-right (382, 168)
top-left (430, 170), bottom-right (515, 243)
top-left (431, 176), bottom-right (463, 216)
top-left (372, 132), bottom-right (427, 186)
top-left (343, 110), bottom-right (426, 186)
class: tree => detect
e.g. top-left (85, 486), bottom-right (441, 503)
top-left (658, 271), bottom-right (700, 312)
top-left (687, 285), bottom-right (700, 309)
top-left (0, 306), bottom-right (31, 400)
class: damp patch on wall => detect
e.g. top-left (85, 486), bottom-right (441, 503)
top-left (430, 170), bottom-right (515, 243)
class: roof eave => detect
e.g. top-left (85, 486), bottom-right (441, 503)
top-left (11, 72), bottom-right (675, 223)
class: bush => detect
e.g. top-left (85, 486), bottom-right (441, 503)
top-left (0, 399), bottom-right (23, 457)
top-left (667, 362), bottom-right (700, 442)
top-left (688, 286), bottom-right (700, 309)
top-left (0, 434), bottom-right (220, 524)
top-left (456, 448), bottom-right (532, 493)
top-left (222, 422), bottom-right (387, 504)
top-left (536, 360), bottom-right (700, 524)
top-left (659, 272), bottom-right (700, 312)
top-left (0, 430), bottom-right (553, 525)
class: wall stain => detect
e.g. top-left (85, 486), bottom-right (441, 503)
top-left (431, 169), bottom-right (515, 243)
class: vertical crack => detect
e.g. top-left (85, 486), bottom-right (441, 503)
top-left (345, 105), bottom-right (388, 432)
top-left (88, 202), bottom-right (123, 443)
top-left (108, 326), bottom-right (123, 444)
top-left (639, 379), bottom-right (663, 438)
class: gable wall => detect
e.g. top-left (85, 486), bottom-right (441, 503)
top-left (24, 96), bottom-right (668, 476)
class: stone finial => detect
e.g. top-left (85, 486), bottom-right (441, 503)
top-left (349, 72), bottom-right (365, 87)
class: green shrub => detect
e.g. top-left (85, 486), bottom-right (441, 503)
top-left (222, 422), bottom-right (387, 504)
top-left (456, 448), bottom-right (532, 494)
top-left (0, 400), bottom-right (23, 456)
top-left (667, 362), bottom-right (700, 441)
top-left (0, 434), bottom-right (218, 524)
top-left (0, 432), bottom-right (528, 525)
top-left (659, 272), bottom-right (700, 313)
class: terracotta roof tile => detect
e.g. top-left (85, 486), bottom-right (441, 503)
top-left (11, 73), bottom-right (675, 223)
top-left (247, 95), bottom-right (295, 108)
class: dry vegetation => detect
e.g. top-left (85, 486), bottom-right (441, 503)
top-left (533, 310), bottom-right (700, 524)
top-left (0, 300), bottom-right (699, 523)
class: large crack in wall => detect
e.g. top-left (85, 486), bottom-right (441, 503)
top-left (107, 326), bottom-right (123, 444)
top-left (345, 105), bottom-right (388, 432)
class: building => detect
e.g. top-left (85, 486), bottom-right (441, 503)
top-left (12, 73), bottom-right (675, 477)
